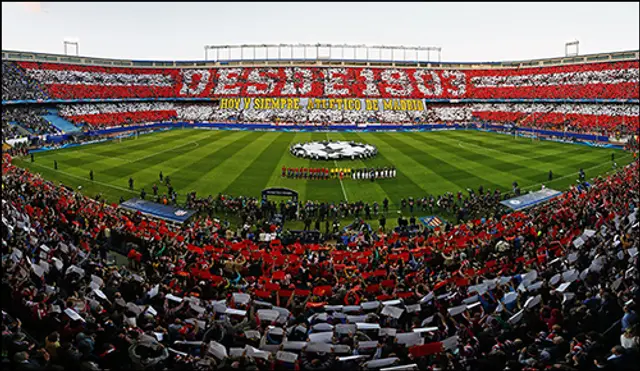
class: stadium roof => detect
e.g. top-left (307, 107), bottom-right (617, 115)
top-left (2, 48), bottom-right (638, 70)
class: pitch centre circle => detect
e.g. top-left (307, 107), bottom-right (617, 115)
top-left (290, 140), bottom-right (378, 161)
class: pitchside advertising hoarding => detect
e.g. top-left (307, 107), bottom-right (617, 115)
top-left (219, 97), bottom-right (426, 112)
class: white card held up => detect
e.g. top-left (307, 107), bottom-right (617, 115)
top-left (282, 341), bottom-right (306, 350)
top-left (462, 295), bottom-right (479, 305)
top-left (508, 309), bottom-right (524, 324)
top-left (347, 314), bottom-right (367, 323)
top-left (395, 332), bottom-right (421, 346)
top-left (364, 357), bottom-right (400, 369)
top-left (148, 285), bottom-right (159, 299)
top-left (244, 330), bottom-right (261, 339)
top-left (333, 344), bottom-right (351, 354)
top-left (441, 335), bottom-right (459, 351)
top-left (312, 323), bottom-right (334, 332)
top-left (276, 351), bottom-right (298, 363)
top-left (305, 342), bottom-right (332, 353)
top-left (412, 327), bottom-right (438, 333)
top-left (165, 294), bottom-right (183, 302)
top-left (208, 341), bottom-right (227, 360)
top-left (381, 364), bottom-right (418, 371)
top-left (447, 304), bottom-right (467, 317)
top-left (245, 345), bottom-right (270, 360)
top-left (225, 308), bottom-right (247, 316)
top-left (562, 269), bottom-right (578, 283)
top-left (502, 291), bottom-right (518, 304)
top-left (356, 322), bottom-right (381, 330)
top-left (405, 304), bottom-right (421, 313)
top-left (229, 348), bottom-right (244, 357)
top-left (308, 331), bottom-right (333, 343)
top-left (360, 301), bottom-right (381, 310)
top-left (380, 328), bottom-right (397, 337)
top-left (419, 292), bottom-right (434, 304)
top-left (91, 274), bottom-right (104, 286)
top-left (145, 305), bottom-right (157, 316)
top-left (64, 308), bottom-right (85, 322)
top-left (556, 282), bottom-right (572, 293)
top-left (93, 288), bottom-right (107, 300)
top-left (338, 355), bottom-right (369, 362)
top-left (382, 299), bottom-right (402, 306)
top-left (526, 281), bottom-right (544, 292)
top-left (381, 305), bottom-right (404, 319)
top-left (336, 324), bottom-right (356, 334)
top-left (257, 309), bottom-right (280, 322)
top-left (358, 341), bottom-right (379, 349)
top-left (521, 270), bottom-right (537, 284)
top-left (524, 294), bottom-right (542, 309)
top-left (232, 293), bottom-right (251, 305)
top-left (343, 305), bottom-right (362, 313)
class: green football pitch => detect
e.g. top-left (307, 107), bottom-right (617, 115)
top-left (14, 129), bottom-right (632, 216)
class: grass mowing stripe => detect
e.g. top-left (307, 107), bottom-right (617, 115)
top-left (119, 131), bottom-right (232, 195)
top-left (521, 152), bottom-right (635, 191)
top-left (448, 134), bottom-right (578, 181)
top-left (334, 132), bottom-right (397, 204)
top-left (191, 132), bottom-right (280, 197)
top-left (74, 130), bottom-right (228, 188)
top-left (99, 131), bottom-right (223, 178)
top-left (386, 133), bottom-right (506, 191)
top-left (304, 132), bottom-right (345, 202)
top-left (353, 133), bottom-right (432, 203)
top-left (263, 132), bottom-right (314, 202)
top-left (24, 160), bottom-right (138, 201)
top-left (444, 131), bottom-right (581, 161)
top-left (222, 133), bottom-right (288, 197)
top-left (416, 133), bottom-right (541, 184)
top-left (53, 129), bottom-right (199, 168)
top-left (181, 132), bottom-right (268, 193)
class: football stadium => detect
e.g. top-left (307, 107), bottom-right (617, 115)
top-left (1, 2), bottom-right (639, 371)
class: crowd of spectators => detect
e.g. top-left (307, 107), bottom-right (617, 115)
top-left (3, 60), bottom-right (638, 100)
top-left (2, 145), bottom-right (638, 370)
top-left (47, 102), bottom-right (640, 134)
top-left (2, 62), bottom-right (49, 101)
top-left (2, 107), bottom-right (61, 139)
top-left (57, 103), bottom-right (178, 129)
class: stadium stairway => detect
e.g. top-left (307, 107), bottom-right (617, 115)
top-left (42, 108), bottom-right (81, 133)
top-left (9, 121), bottom-right (32, 136)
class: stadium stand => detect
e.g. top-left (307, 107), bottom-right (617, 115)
top-left (1, 56), bottom-right (638, 138)
top-left (2, 60), bottom-right (638, 100)
top-left (2, 48), bottom-right (640, 371)
top-left (1, 106), bottom-right (62, 139)
top-left (1, 150), bottom-right (639, 371)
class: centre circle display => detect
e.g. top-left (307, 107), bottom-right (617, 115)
top-left (290, 140), bottom-right (378, 161)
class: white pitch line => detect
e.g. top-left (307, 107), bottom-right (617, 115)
top-left (326, 132), bottom-right (349, 202)
top-left (26, 161), bottom-right (139, 194)
top-left (334, 158), bottom-right (349, 202)
top-left (457, 140), bottom-right (633, 191)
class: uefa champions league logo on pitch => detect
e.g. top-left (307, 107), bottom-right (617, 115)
top-left (290, 140), bottom-right (378, 161)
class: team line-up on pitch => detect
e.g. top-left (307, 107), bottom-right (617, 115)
top-left (281, 166), bottom-right (397, 180)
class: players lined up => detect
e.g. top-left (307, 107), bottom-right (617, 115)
top-left (281, 166), bottom-right (397, 180)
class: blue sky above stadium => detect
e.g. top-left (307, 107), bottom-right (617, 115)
top-left (2, 2), bottom-right (638, 62)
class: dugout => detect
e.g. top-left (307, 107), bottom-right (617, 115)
top-left (261, 187), bottom-right (299, 222)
